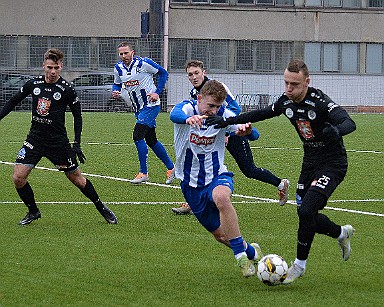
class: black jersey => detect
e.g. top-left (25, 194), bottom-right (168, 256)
top-left (0, 75), bottom-right (82, 146)
top-left (226, 87), bottom-right (356, 164)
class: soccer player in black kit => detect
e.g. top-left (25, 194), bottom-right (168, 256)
top-left (206, 59), bottom-right (356, 284)
top-left (0, 48), bottom-right (117, 225)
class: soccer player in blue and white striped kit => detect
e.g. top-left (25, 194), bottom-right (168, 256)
top-left (172, 60), bottom-right (289, 214)
top-left (170, 79), bottom-right (263, 277)
top-left (112, 42), bottom-right (175, 184)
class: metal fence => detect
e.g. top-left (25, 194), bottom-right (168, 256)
top-left (1, 35), bottom-right (384, 112)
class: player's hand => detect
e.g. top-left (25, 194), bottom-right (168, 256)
top-left (205, 115), bottom-right (228, 129)
top-left (236, 122), bottom-right (252, 136)
top-left (322, 122), bottom-right (340, 142)
top-left (147, 92), bottom-right (159, 102)
top-left (186, 115), bottom-right (207, 128)
top-left (73, 142), bottom-right (86, 164)
top-left (112, 90), bottom-right (121, 99)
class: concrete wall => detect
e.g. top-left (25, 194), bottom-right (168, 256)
top-left (1, 1), bottom-right (383, 43)
top-left (168, 6), bottom-right (384, 42)
top-left (0, 0), bottom-right (150, 37)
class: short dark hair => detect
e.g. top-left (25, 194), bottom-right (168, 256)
top-left (200, 80), bottom-right (227, 103)
top-left (117, 41), bottom-right (134, 50)
top-left (44, 48), bottom-right (64, 63)
top-left (185, 60), bottom-right (205, 72)
top-left (286, 59), bottom-right (309, 78)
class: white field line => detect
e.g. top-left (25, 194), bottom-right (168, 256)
top-left (1, 160), bottom-right (383, 217)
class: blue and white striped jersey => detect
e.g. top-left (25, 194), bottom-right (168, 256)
top-left (113, 56), bottom-right (168, 112)
top-left (170, 99), bottom-right (239, 188)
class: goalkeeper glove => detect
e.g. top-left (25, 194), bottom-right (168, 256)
top-left (205, 115), bottom-right (228, 129)
top-left (72, 142), bottom-right (86, 164)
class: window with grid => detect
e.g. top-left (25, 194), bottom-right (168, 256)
top-left (236, 40), bottom-right (254, 71)
top-left (210, 40), bottom-right (229, 70)
top-left (30, 37), bottom-right (70, 68)
top-left (305, 0), bottom-right (322, 6)
top-left (366, 44), bottom-right (383, 73)
top-left (169, 39), bottom-right (188, 70)
top-left (324, 0), bottom-right (342, 7)
top-left (369, 0), bottom-right (384, 7)
top-left (343, 0), bottom-right (360, 7)
top-left (255, 41), bottom-right (273, 72)
top-left (237, 0), bottom-right (255, 4)
top-left (256, 0), bottom-right (274, 4)
top-left (304, 42), bottom-right (321, 72)
top-left (276, 0), bottom-right (294, 5)
top-left (323, 43), bottom-right (339, 72)
top-left (341, 43), bottom-right (358, 72)
top-left (0, 36), bottom-right (17, 67)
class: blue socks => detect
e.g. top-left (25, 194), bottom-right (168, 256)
top-left (229, 237), bottom-right (257, 260)
top-left (135, 139), bottom-right (148, 174)
top-left (150, 141), bottom-right (174, 170)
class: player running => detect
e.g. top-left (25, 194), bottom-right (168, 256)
top-left (112, 42), bottom-right (175, 184)
top-left (206, 60), bottom-right (356, 284)
top-left (171, 60), bottom-right (289, 215)
top-left (170, 79), bottom-right (263, 277)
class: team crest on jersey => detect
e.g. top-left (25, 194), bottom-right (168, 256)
top-left (285, 108), bottom-right (294, 118)
top-left (33, 87), bottom-right (41, 95)
top-left (53, 92), bottom-right (61, 100)
top-left (296, 120), bottom-right (314, 140)
top-left (190, 133), bottom-right (215, 146)
top-left (308, 110), bottom-right (316, 120)
top-left (37, 97), bottom-right (51, 116)
top-left (124, 80), bottom-right (140, 87)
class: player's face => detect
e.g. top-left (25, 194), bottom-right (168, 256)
top-left (43, 59), bottom-right (62, 84)
top-left (197, 94), bottom-right (223, 116)
top-left (118, 46), bottom-right (134, 65)
top-left (284, 69), bottom-right (310, 103)
top-left (186, 66), bottom-right (206, 88)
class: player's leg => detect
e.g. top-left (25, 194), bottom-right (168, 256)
top-left (284, 167), bottom-right (353, 284)
top-left (48, 144), bottom-right (117, 224)
top-left (14, 164), bottom-right (41, 225)
top-left (312, 168), bottom-right (354, 261)
top-left (145, 126), bottom-right (175, 184)
top-left (132, 123), bottom-right (149, 183)
top-left (13, 141), bottom-right (42, 225)
top-left (65, 169), bottom-right (117, 224)
top-left (211, 174), bottom-right (260, 277)
top-left (226, 135), bottom-right (289, 205)
top-left (140, 105), bottom-right (174, 183)
top-left (283, 189), bottom-right (321, 284)
top-left (226, 135), bottom-right (281, 185)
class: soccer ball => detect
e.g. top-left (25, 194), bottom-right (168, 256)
top-left (257, 254), bottom-right (288, 286)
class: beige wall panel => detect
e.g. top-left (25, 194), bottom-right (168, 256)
top-left (0, 0), bottom-right (150, 36)
top-left (315, 12), bottom-right (384, 42)
top-left (168, 8), bottom-right (384, 42)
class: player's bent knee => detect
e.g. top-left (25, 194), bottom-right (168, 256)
top-left (13, 175), bottom-right (26, 188)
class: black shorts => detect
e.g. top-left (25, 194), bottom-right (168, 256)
top-left (296, 161), bottom-right (347, 206)
top-left (15, 139), bottom-right (79, 173)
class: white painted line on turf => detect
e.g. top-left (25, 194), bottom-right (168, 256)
top-left (248, 146), bottom-right (383, 154)
top-left (1, 160), bottom-right (383, 217)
